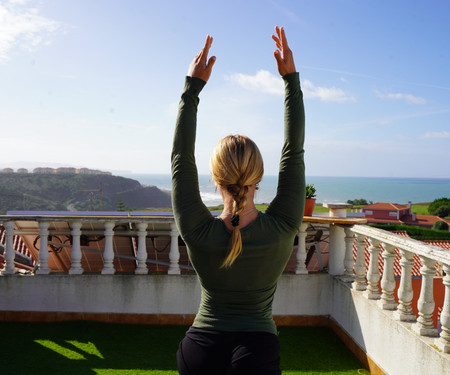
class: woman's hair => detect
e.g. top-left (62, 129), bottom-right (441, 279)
top-left (210, 135), bottom-right (264, 268)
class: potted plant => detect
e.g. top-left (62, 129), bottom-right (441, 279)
top-left (304, 184), bottom-right (316, 216)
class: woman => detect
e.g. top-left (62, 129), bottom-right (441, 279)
top-left (172, 26), bottom-right (305, 375)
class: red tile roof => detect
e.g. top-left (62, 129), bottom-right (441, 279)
top-left (363, 202), bottom-right (409, 211)
top-left (402, 214), bottom-right (450, 227)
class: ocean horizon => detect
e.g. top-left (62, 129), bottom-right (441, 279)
top-left (122, 174), bottom-right (450, 207)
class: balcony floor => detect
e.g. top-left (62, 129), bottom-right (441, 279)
top-left (0, 321), bottom-right (368, 375)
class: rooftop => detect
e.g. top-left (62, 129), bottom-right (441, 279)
top-left (1, 211), bottom-right (449, 375)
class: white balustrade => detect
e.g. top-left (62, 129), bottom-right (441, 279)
top-left (343, 228), bottom-right (355, 281)
top-left (168, 223), bottom-right (180, 275)
top-left (353, 234), bottom-right (367, 291)
top-left (412, 256), bottom-right (439, 337)
top-left (0, 221), bottom-right (15, 275)
top-left (295, 223), bottom-right (308, 274)
top-left (101, 222), bottom-right (116, 275)
top-left (363, 238), bottom-right (381, 300)
top-left (328, 224), bottom-right (345, 275)
top-left (436, 264), bottom-right (450, 353)
top-left (69, 222), bottom-right (83, 275)
top-left (378, 243), bottom-right (397, 310)
top-left (35, 222), bottom-right (51, 275)
top-left (394, 249), bottom-right (416, 322)
top-left (135, 222), bottom-right (149, 275)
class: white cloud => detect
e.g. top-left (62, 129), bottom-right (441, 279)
top-left (0, 0), bottom-right (59, 61)
top-left (302, 79), bottom-right (355, 102)
top-left (226, 70), bottom-right (284, 95)
top-left (375, 90), bottom-right (426, 105)
top-left (421, 131), bottom-right (450, 139)
top-left (227, 70), bottom-right (355, 102)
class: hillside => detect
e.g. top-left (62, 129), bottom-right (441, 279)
top-left (0, 174), bottom-right (171, 214)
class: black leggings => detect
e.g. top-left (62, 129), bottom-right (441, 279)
top-left (176, 327), bottom-right (281, 375)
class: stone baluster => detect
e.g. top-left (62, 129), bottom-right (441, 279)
top-left (436, 264), bottom-right (450, 353)
top-left (412, 256), bottom-right (438, 336)
top-left (328, 224), bottom-right (345, 275)
top-left (363, 238), bottom-right (381, 300)
top-left (101, 222), bottom-right (116, 275)
top-left (168, 223), bottom-right (180, 275)
top-left (36, 222), bottom-right (51, 275)
top-left (353, 234), bottom-right (367, 291)
top-left (69, 222), bottom-right (83, 275)
top-left (394, 249), bottom-right (416, 322)
top-left (135, 222), bottom-right (148, 275)
top-left (0, 221), bottom-right (16, 275)
top-left (343, 228), bottom-right (355, 281)
top-left (295, 223), bottom-right (309, 275)
top-left (378, 243), bottom-right (397, 310)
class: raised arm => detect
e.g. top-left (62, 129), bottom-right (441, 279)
top-left (272, 26), bottom-right (296, 77)
top-left (266, 26), bottom-right (306, 230)
top-left (171, 36), bottom-right (216, 238)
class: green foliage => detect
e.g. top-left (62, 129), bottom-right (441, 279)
top-left (347, 198), bottom-right (372, 205)
top-left (116, 197), bottom-right (130, 212)
top-left (435, 205), bottom-right (450, 219)
top-left (305, 184), bottom-right (316, 199)
top-left (433, 220), bottom-right (449, 231)
top-left (428, 197), bottom-right (450, 215)
top-left (371, 224), bottom-right (450, 240)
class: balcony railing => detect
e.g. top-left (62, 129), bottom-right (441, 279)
top-left (1, 210), bottom-right (449, 374)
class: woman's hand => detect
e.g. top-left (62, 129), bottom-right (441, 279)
top-left (272, 26), bottom-right (296, 76)
top-left (188, 35), bottom-right (216, 82)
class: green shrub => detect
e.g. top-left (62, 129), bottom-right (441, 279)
top-left (428, 197), bottom-right (450, 215)
top-left (436, 205), bottom-right (450, 219)
top-left (433, 220), bottom-right (449, 231)
top-left (371, 224), bottom-right (450, 240)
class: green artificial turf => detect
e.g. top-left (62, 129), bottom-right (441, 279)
top-left (0, 322), bottom-right (369, 374)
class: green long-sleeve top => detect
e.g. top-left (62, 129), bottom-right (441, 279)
top-left (171, 72), bottom-right (305, 335)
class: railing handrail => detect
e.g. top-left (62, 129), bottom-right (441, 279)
top-left (351, 224), bottom-right (450, 264)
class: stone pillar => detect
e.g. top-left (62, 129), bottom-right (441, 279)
top-left (343, 228), bottom-right (355, 281)
top-left (0, 221), bottom-right (15, 275)
top-left (353, 234), bottom-right (367, 291)
top-left (135, 222), bottom-right (149, 275)
top-left (436, 264), bottom-right (450, 353)
top-left (412, 256), bottom-right (438, 336)
top-left (168, 223), bottom-right (180, 275)
top-left (328, 224), bottom-right (345, 276)
top-left (363, 238), bottom-right (381, 300)
top-left (35, 222), bottom-right (51, 275)
top-left (295, 223), bottom-right (309, 275)
top-left (101, 222), bottom-right (116, 275)
top-left (69, 222), bottom-right (83, 275)
top-left (378, 243), bottom-right (397, 310)
top-left (394, 249), bottom-right (416, 322)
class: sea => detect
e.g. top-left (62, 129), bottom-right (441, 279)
top-left (122, 174), bottom-right (450, 206)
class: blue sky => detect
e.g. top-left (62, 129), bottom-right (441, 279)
top-left (1, 0), bottom-right (449, 178)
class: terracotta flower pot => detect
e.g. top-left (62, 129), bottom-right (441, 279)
top-left (304, 198), bottom-right (316, 216)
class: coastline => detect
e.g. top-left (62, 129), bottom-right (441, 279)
top-left (122, 174), bottom-right (450, 207)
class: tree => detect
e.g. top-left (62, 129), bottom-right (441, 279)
top-left (428, 197), bottom-right (450, 215)
top-left (433, 220), bottom-right (449, 231)
top-left (436, 205), bottom-right (450, 219)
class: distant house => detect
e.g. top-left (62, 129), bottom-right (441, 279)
top-left (17, 168), bottom-right (28, 174)
top-left (1, 168), bottom-right (14, 174)
top-left (362, 202), bottom-right (450, 229)
top-left (56, 167), bottom-right (76, 174)
top-left (78, 168), bottom-right (93, 175)
top-left (33, 167), bottom-right (55, 174)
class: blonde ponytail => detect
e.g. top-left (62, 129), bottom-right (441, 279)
top-left (210, 135), bottom-right (263, 268)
